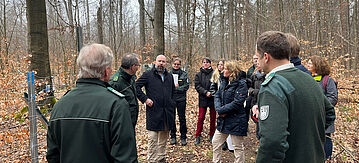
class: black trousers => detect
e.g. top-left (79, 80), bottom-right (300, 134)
top-left (170, 100), bottom-right (187, 139)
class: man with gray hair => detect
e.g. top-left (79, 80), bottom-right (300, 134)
top-left (136, 55), bottom-right (175, 163)
top-left (47, 44), bottom-right (138, 163)
top-left (109, 53), bottom-right (140, 129)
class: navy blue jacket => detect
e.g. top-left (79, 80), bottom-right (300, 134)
top-left (214, 76), bottom-right (248, 136)
top-left (290, 57), bottom-right (311, 75)
top-left (136, 66), bottom-right (176, 131)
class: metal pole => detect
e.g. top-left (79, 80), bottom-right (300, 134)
top-left (27, 72), bottom-right (38, 163)
top-left (76, 26), bottom-right (83, 52)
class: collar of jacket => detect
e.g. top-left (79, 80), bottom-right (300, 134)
top-left (200, 66), bottom-right (213, 74)
top-left (119, 67), bottom-right (134, 81)
top-left (171, 68), bottom-right (183, 76)
top-left (255, 70), bottom-right (265, 78)
top-left (222, 76), bottom-right (240, 89)
top-left (171, 68), bottom-right (181, 74)
top-left (251, 64), bottom-right (256, 69)
top-left (76, 78), bottom-right (111, 88)
top-left (290, 56), bottom-right (302, 66)
top-left (313, 75), bottom-right (323, 81)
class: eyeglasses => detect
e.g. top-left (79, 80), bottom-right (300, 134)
top-left (173, 63), bottom-right (181, 66)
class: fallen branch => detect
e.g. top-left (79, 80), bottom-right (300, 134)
top-left (329, 135), bottom-right (359, 162)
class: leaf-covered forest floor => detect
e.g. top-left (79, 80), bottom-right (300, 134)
top-left (0, 57), bottom-right (358, 162)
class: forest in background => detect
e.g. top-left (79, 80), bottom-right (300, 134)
top-left (0, 0), bottom-right (358, 162)
top-left (0, 0), bottom-right (358, 83)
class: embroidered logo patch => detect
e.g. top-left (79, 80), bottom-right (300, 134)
top-left (113, 75), bottom-right (119, 81)
top-left (260, 105), bottom-right (269, 120)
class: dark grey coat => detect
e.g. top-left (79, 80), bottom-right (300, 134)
top-left (317, 76), bottom-right (338, 133)
top-left (136, 66), bottom-right (176, 131)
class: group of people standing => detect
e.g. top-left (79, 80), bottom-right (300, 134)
top-left (46, 30), bottom-right (337, 163)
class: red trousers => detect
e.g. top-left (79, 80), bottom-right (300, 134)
top-left (195, 107), bottom-right (216, 137)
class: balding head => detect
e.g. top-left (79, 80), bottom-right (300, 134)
top-left (155, 55), bottom-right (167, 72)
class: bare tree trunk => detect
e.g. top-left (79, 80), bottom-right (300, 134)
top-left (86, 0), bottom-right (90, 41)
top-left (220, 0), bottom-right (225, 59)
top-left (315, 0), bottom-right (322, 48)
top-left (154, 0), bottom-right (165, 56)
top-left (3, 0), bottom-right (8, 64)
top-left (340, 0), bottom-right (349, 68)
top-left (63, 0), bottom-right (74, 33)
top-left (138, 0), bottom-right (146, 49)
top-left (75, 0), bottom-right (80, 26)
top-left (118, 0), bottom-right (123, 58)
top-left (167, 5), bottom-right (171, 52)
top-left (26, 0), bottom-right (52, 85)
top-left (244, 0), bottom-right (250, 54)
top-left (109, 0), bottom-right (118, 69)
top-left (97, 0), bottom-right (103, 44)
top-left (255, 0), bottom-right (260, 38)
top-left (3, 0), bottom-right (9, 64)
top-left (188, 0), bottom-right (196, 68)
top-left (279, 0), bottom-right (284, 31)
top-left (204, 0), bottom-right (210, 58)
top-left (355, 0), bottom-right (359, 71)
top-left (345, 0), bottom-right (351, 69)
top-left (182, 0), bottom-right (188, 62)
top-left (238, 0), bottom-right (243, 57)
top-left (173, 0), bottom-right (182, 56)
top-left (228, 0), bottom-right (234, 59)
top-left (234, 0), bottom-right (239, 60)
top-left (304, 0), bottom-right (311, 41)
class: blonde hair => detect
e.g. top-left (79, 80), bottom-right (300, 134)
top-left (211, 60), bottom-right (225, 83)
top-left (211, 69), bottom-right (220, 83)
top-left (224, 60), bottom-right (242, 81)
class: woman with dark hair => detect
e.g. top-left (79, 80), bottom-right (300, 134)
top-left (194, 57), bottom-right (216, 145)
top-left (212, 60), bottom-right (248, 163)
top-left (308, 55), bottom-right (338, 160)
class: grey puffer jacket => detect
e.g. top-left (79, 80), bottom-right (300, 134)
top-left (317, 76), bottom-right (338, 133)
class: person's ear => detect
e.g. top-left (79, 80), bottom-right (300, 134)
top-left (264, 53), bottom-right (270, 63)
top-left (105, 67), bottom-right (111, 77)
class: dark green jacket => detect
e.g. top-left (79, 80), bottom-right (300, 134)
top-left (109, 67), bottom-right (139, 128)
top-left (256, 67), bottom-right (335, 163)
top-left (46, 78), bottom-right (138, 163)
top-left (170, 68), bottom-right (190, 102)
